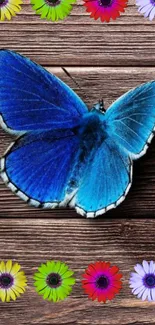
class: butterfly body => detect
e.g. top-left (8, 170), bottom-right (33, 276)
top-left (0, 50), bottom-right (155, 217)
top-left (61, 110), bottom-right (105, 196)
top-left (76, 110), bottom-right (106, 150)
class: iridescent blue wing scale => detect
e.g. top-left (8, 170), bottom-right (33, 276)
top-left (0, 50), bottom-right (88, 133)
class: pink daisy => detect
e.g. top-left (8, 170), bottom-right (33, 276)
top-left (82, 261), bottom-right (123, 303)
top-left (84, 0), bottom-right (128, 22)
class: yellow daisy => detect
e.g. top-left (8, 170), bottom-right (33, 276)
top-left (0, 0), bottom-right (23, 21)
top-left (0, 260), bottom-right (27, 302)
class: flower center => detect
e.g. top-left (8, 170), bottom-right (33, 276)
top-left (0, 274), bottom-right (14, 289)
top-left (45, 0), bottom-right (60, 6)
top-left (46, 273), bottom-right (61, 288)
top-left (99, 0), bottom-right (112, 7)
top-left (0, 0), bottom-right (7, 6)
top-left (96, 275), bottom-right (109, 289)
top-left (144, 274), bottom-right (155, 288)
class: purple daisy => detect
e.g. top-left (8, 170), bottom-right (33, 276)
top-left (136, 0), bottom-right (155, 21)
top-left (129, 261), bottom-right (155, 302)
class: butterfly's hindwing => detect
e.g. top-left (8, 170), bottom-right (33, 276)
top-left (67, 120), bottom-right (133, 217)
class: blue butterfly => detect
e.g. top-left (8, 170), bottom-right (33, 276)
top-left (0, 50), bottom-right (155, 218)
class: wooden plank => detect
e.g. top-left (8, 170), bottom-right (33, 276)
top-left (0, 66), bottom-right (155, 218)
top-left (1, 0), bottom-right (155, 66)
top-left (0, 218), bottom-right (155, 325)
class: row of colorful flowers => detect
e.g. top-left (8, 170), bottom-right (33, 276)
top-left (0, 260), bottom-right (155, 303)
top-left (0, 0), bottom-right (154, 22)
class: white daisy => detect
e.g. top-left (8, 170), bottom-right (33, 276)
top-left (129, 261), bottom-right (155, 302)
top-left (136, 0), bottom-right (155, 21)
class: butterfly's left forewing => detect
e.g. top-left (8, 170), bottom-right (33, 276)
top-left (0, 50), bottom-right (88, 208)
top-left (0, 50), bottom-right (88, 133)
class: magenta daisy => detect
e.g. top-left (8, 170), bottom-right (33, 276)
top-left (83, 0), bottom-right (128, 22)
top-left (130, 261), bottom-right (155, 301)
top-left (82, 261), bottom-right (122, 303)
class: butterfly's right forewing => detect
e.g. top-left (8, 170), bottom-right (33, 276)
top-left (105, 81), bottom-right (155, 159)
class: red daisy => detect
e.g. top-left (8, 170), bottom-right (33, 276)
top-left (82, 261), bottom-right (122, 303)
top-left (84, 0), bottom-right (127, 22)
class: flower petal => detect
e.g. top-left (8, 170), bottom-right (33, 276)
top-left (137, 287), bottom-right (146, 299)
top-left (132, 285), bottom-right (145, 295)
top-left (0, 261), bottom-right (6, 273)
top-left (134, 264), bottom-right (145, 277)
top-left (6, 260), bottom-right (12, 273)
top-left (130, 280), bottom-right (143, 290)
top-left (147, 289), bottom-right (152, 302)
top-left (149, 6), bottom-right (155, 20)
top-left (150, 261), bottom-right (155, 273)
top-left (151, 288), bottom-right (155, 301)
top-left (142, 261), bottom-right (149, 274)
top-left (11, 263), bottom-right (21, 276)
top-left (0, 289), bottom-right (6, 302)
top-left (8, 288), bottom-right (17, 301)
top-left (62, 270), bottom-right (74, 279)
top-left (142, 288), bottom-right (149, 301)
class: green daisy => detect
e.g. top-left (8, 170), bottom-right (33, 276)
top-left (33, 261), bottom-right (76, 302)
top-left (31, 0), bottom-right (76, 21)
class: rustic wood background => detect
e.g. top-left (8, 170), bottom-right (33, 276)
top-left (1, 1), bottom-right (155, 324)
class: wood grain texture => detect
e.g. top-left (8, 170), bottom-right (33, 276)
top-left (0, 0), bottom-right (154, 321)
top-left (0, 218), bottom-right (155, 325)
top-left (0, 66), bottom-right (155, 218)
top-left (1, 0), bottom-right (155, 66)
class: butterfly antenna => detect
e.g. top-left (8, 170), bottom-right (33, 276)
top-left (62, 67), bottom-right (89, 102)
